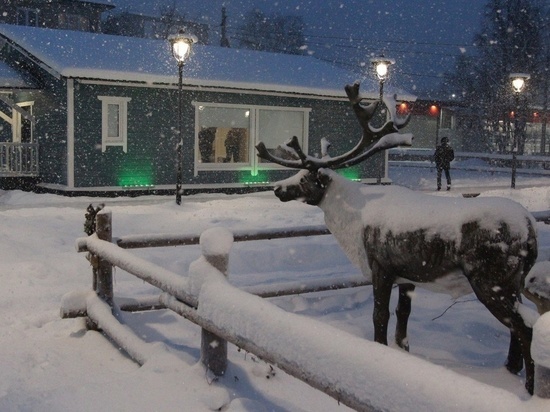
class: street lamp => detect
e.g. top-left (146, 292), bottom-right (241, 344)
top-left (369, 56), bottom-right (395, 184)
top-left (168, 29), bottom-right (197, 205)
top-left (370, 56), bottom-right (395, 100)
top-left (509, 73), bottom-right (530, 189)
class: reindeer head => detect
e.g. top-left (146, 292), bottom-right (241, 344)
top-left (256, 83), bottom-right (414, 205)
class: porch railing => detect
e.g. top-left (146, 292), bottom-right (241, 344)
top-left (0, 142), bottom-right (39, 176)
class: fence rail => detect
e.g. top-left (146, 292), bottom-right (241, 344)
top-left (389, 148), bottom-right (550, 172)
top-left (63, 209), bottom-right (550, 411)
top-left (0, 142), bottom-right (39, 176)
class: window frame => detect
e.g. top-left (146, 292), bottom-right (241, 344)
top-left (16, 8), bottom-right (39, 27)
top-left (98, 96), bottom-right (131, 153)
top-left (193, 102), bottom-right (310, 176)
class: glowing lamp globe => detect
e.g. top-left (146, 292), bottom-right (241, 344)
top-left (370, 57), bottom-right (395, 81)
top-left (168, 29), bottom-right (197, 64)
top-left (509, 73), bottom-right (530, 94)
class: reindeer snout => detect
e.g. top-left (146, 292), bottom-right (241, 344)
top-left (274, 185), bottom-right (292, 202)
top-left (274, 185), bottom-right (285, 199)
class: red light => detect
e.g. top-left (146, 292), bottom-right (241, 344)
top-left (398, 102), bottom-right (409, 114)
top-left (429, 105), bottom-right (438, 115)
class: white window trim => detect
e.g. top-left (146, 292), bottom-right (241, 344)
top-left (0, 96), bottom-right (34, 143)
top-left (192, 102), bottom-right (310, 176)
top-left (13, 101), bottom-right (34, 143)
top-left (98, 96), bottom-right (131, 153)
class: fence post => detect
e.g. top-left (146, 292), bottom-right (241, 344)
top-left (201, 253), bottom-right (229, 376)
top-left (199, 229), bottom-right (232, 377)
top-left (533, 312), bottom-right (550, 398)
top-left (95, 210), bottom-right (113, 305)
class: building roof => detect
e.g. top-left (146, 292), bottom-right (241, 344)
top-left (0, 61), bottom-right (37, 90)
top-left (0, 24), bottom-right (416, 101)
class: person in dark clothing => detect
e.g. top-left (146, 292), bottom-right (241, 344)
top-left (434, 136), bottom-right (454, 191)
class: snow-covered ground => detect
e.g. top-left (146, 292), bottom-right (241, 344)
top-left (0, 161), bottom-right (549, 411)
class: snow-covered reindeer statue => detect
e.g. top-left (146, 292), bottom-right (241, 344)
top-left (256, 82), bottom-right (538, 394)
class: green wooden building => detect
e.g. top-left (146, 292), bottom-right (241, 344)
top-left (0, 24), bottom-right (415, 195)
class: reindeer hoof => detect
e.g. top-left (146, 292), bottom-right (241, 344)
top-left (396, 337), bottom-right (409, 352)
top-left (526, 378), bottom-right (534, 396)
top-left (505, 359), bottom-right (523, 375)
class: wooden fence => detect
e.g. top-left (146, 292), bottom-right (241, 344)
top-left (63, 209), bottom-right (550, 411)
top-left (389, 148), bottom-right (550, 168)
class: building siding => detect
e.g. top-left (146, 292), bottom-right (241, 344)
top-left (71, 82), bottom-right (381, 189)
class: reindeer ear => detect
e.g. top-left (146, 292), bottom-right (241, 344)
top-left (317, 169), bottom-right (332, 186)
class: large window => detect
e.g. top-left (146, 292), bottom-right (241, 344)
top-left (98, 96), bottom-right (131, 152)
top-left (194, 103), bottom-right (310, 175)
top-left (257, 109), bottom-right (308, 163)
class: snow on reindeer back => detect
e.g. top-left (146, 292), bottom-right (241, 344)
top-left (356, 184), bottom-right (535, 244)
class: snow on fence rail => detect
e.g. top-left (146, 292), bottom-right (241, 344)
top-left (63, 209), bottom-right (550, 411)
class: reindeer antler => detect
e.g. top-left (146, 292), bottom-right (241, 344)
top-left (256, 82), bottom-right (413, 171)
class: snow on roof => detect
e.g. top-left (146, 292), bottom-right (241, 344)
top-left (77, 0), bottom-right (115, 8)
top-left (0, 24), bottom-right (416, 100)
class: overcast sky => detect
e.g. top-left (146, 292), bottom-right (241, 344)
top-left (108, 1), bottom-right (488, 97)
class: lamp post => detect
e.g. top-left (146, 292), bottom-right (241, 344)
top-left (370, 56), bottom-right (395, 100)
top-left (168, 29), bottom-right (196, 205)
top-left (509, 73), bottom-right (529, 189)
top-left (370, 56), bottom-right (395, 184)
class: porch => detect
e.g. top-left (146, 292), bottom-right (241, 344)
top-left (0, 142), bottom-right (39, 177)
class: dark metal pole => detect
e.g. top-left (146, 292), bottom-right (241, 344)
top-left (176, 62), bottom-right (184, 204)
top-left (511, 93), bottom-right (519, 189)
top-left (435, 106), bottom-right (441, 148)
top-left (377, 80), bottom-right (384, 184)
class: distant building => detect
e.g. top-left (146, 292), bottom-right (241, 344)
top-left (0, 0), bottom-right (114, 32)
top-left (0, 24), bottom-right (415, 195)
top-left (102, 10), bottom-right (209, 44)
top-left (398, 98), bottom-right (466, 150)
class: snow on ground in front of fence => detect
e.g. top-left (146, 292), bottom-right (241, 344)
top-left (0, 163), bottom-right (550, 411)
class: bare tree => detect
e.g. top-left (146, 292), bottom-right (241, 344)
top-left (158, 3), bottom-right (185, 40)
top-left (443, 0), bottom-right (547, 154)
top-left (535, 5), bottom-right (550, 153)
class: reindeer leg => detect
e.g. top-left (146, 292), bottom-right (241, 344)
top-left (371, 260), bottom-right (394, 346)
top-left (469, 279), bottom-right (534, 395)
top-left (503, 311), bottom-right (533, 395)
top-left (505, 292), bottom-right (525, 374)
top-left (505, 332), bottom-right (524, 375)
top-left (395, 284), bottom-right (415, 351)
top-left (504, 303), bottom-right (534, 395)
